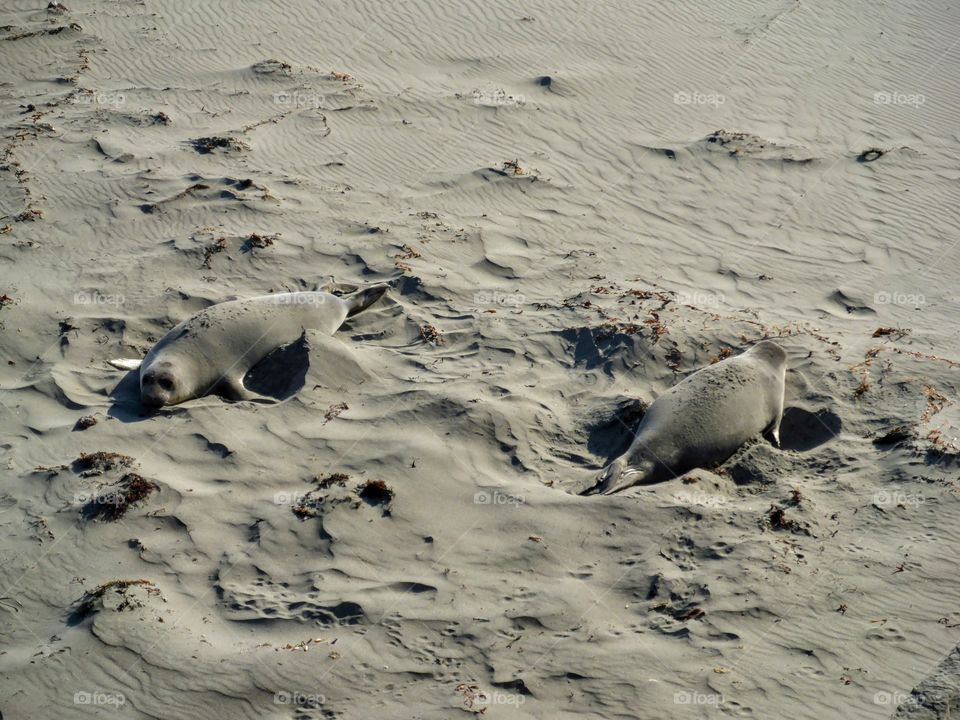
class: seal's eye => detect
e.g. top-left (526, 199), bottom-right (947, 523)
top-left (158, 378), bottom-right (174, 391)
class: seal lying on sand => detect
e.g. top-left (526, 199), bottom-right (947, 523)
top-left (583, 340), bottom-right (787, 495)
top-left (109, 284), bottom-right (388, 406)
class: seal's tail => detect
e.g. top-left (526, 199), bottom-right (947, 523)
top-left (344, 283), bottom-right (389, 318)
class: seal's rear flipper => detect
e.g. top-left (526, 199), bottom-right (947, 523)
top-left (107, 358), bottom-right (142, 371)
top-left (344, 284), bottom-right (389, 318)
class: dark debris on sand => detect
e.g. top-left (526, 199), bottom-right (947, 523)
top-left (241, 232), bottom-right (277, 251)
top-left (419, 324), bottom-right (444, 345)
top-left (323, 402), bottom-right (348, 424)
top-left (82, 473), bottom-right (158, 521)
top-left (764, 504), bottom-right (811, 536)
top-left (873, 425), bottom-right (914, 446)
top-left (316, 473), bottom-right (350, 489)
top-left (856, 148), bottom-right (885, 163)
top-left (357, 479), bottom-right (394, 511)
top-left (73, 451), bottom-right (135, 477)
top-left (202, 237), bottom-right (227, 268)
top-left (70, 579), bottom-right (161, 623)
top-left (73, 415), bottom-right (98, 431)
top-left (293, 476), bottom-right (393, 519)
top-left (872, 326), bottom-right (910, 339)
top-left (190, 136), bottom-right (249, 154)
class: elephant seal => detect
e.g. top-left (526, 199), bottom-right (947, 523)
top-left (108, 283), bottom-right (388, 406)
top-left (583, 340), bottom-right (787, 495)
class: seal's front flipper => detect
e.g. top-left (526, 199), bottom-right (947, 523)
top-left (236, 389), bottom-right (277, 404)
top-left (344, 284), bottom-right (389, 318)
top-left (107, 358), bottom-right (142, 371)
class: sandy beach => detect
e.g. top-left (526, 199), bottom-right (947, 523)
top-left (1, 0), bottom-right (959, 717)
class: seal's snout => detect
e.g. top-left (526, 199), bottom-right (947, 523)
top-left (141, 371), bottom-right (178, 407)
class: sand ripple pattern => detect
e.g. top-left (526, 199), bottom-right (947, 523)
top-left (1, 0), bottom-right (959, 717)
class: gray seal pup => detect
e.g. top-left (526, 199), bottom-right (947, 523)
top-left (583, 340), bottom-right (787, 495)
top-left (108, 283), bottom-right (388, 406)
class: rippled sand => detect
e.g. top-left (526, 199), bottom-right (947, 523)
top-left (1, 0), bottom-right (959, 718)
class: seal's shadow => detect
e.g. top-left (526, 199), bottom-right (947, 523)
top-left (106, 371), bottom-right (155, 422)
top-left (243, 334), bottom-right (309, 400)
top-left (777, 406), bottom-right (842, 451)
top-left (586, 398), bottom-right (648, 466)
top-left (562, 328), bottom-right (643, 372)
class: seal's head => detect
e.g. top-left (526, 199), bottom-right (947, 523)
top-left (586, 457), bottom-right (628, 495)
top-left (140, 361), bottom-right (189, 406)
top-left (748, 339), bottom-right (787, 367)
top-left (581, 457), bottom-right (657, 496)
